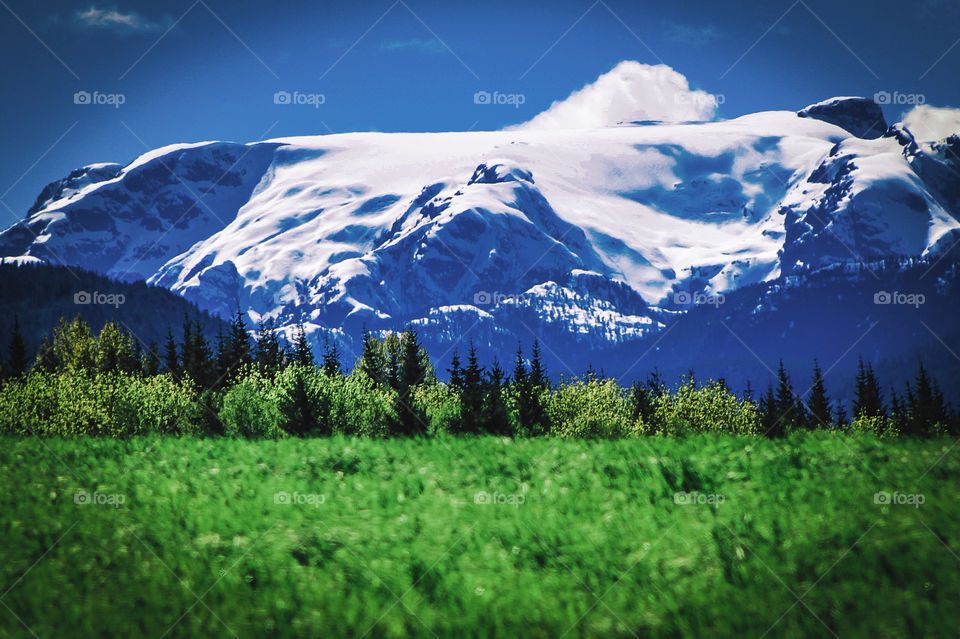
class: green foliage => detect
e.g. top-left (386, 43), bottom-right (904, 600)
top-left (544, 378), bottom-right (642, 438)
top-left (0, 371), bottom-right (199, 437)
top-left (845, 414), bottom-right (900, 438)
top-left (652, 378), bottom-right (760, 435)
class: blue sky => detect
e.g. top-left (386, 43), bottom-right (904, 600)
top-left (1, 0), bottom-right (958, 216)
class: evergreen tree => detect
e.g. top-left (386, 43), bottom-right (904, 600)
top-left (760, 384), bottom-right (780, 436)
top-left (220, 310), bottom-right (253, 383)
top-left (293, 323), bottom-right (315, 368)
top-left (889, 388), bottom-right (907, 432)
top-left (281, 367), bottom-right (321, 436)
top-left (806, 360), bottom-right (832, 428)
top-left (395, 330), bottom-right (428, 437)
top-left (399, 331), bottom-right (427, 389)
top-left (853, 358), bottom-right (884, 418)
top-left (646, 367), bottom-right (666, 397)
top-left (511, 342), bottom-right (549, 435)
top-left (629, 381), bottom-right (655, 426)
top-left (458, 342), bottom-right (485, 433)
top-left (7, 316), bottom-right (29, 377)
top-left (320, 336), bottom-right (341, 375)
top-left (528, 340), bottom-right (548, 389)
top-left (254, 319), bottom-right (284, 377)
top-left (481, 359), bottom-right (512, 435)
top-left (834, 404), bottom-right (850, 428)
top-left (448, 350), bottom-right (465, 391)
top-left (95, 322), bottom-right (137, 374)
top-left (358, 329), bottom-right (387, 385)
top-left (142, 341), bottom-right (161, 376)
top-left (905, 362), bottom-right (947, 436)
top-left (772, 360), bottom-right (795, 434)
top-left (182, 318), bottom-right (215, 388)
top-left (742, 379), bottom-right (755, 403)
top-left (384, 332), bottom-right (402, 390)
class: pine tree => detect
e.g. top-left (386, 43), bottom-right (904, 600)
top-left (384, 332), bottom-right (402, 390)
top-left (448, 350), bottom-right (465, 391)
top-left (512, 341), bottom-right (549, 435)
top-left (220, 310), bottom-right (253, 383)
top-left (760, 384), bottom-right (779, 436)
top-left (646, 367), bottom-right (666, 397)
top-left (358, 330), bottom-right (386, 385)
top-left (142, 341), bottom-right (161, 376)
top-left (7, 316), bottom-right (29, 377)
top-left (742, 379), bottom-right (755, 403)
top-left (629, 381), bottom-right (656, 427)
top-left (399, 331), bottom-right (426, 389)
top-left (459, 342), bottom-right (485, 433)
top-left (906, 363), bottom-right (947, 436)
top-left (293, 323), bottom-right (315, 368)
top-left (255, 319), bottom-right (284, 376)
top-left (529, 340), bottom-right (548, 389)
top-left (281, 367), bottom-right (321, 436)
top-left (395, 330), bottom-right (428, 437)
top-left (179, 318), bottom-right (215, 388)
top-left (853, 358), bottom-right (884, 418)
top-left (481, 359), bottom-right (512, 435)
top-left (806, 360), bottom-right (832, 428)
top-left (95, 322), bottom-right (138, 374)
top-left (772, 360), bottom-right (795, 434)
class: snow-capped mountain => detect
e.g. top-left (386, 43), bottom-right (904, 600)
top-left (2, 97), bottom-right (958, 360)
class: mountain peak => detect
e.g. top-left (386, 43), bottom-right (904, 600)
top-left (797, 97), bottom-right (887, 139)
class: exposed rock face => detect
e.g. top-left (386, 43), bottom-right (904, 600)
top-left (798, 97), bottom-right (888, 139)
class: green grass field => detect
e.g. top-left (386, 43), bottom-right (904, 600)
top-left (1, 434), bottom-right (958, 638)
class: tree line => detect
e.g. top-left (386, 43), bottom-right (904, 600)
top-left (0, 314), bottom-right (956, 438)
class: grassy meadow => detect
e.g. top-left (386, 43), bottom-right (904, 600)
top-left (1, 433), bottom-right (958, 638)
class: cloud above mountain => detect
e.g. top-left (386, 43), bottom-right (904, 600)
top-left (902, 105), bottom-right (960, 142)
top-left (514, 61), bottom-right (721, 130)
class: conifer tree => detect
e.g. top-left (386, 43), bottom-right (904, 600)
top-left (7, 316), bottom-right (28, 377)
top-left (773, 360), bottom-right (796, 434)
top-left (255, 319), bottom-right (284, 377)
top-left (358, 329), bottom-right (386, 385)
top-left (853, 358), bottom-right (884, 418)
top-left (807, 360), bottom-right (832, 428)
top-left (459, 342), bottom-right (485, 433)
top-left (481, 359), bottom-right (512, 435)
top-left (142, 341), bottom-right (161, 376)
top-left (293, 323), bottom-right (315, 368)
top-left (448, 350), bottom-right (465, 391)
top-left (905, 362), bottom-right (947, 435)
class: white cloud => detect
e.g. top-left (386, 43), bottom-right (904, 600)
top-left (75, 7), bottom-right (168, 33)
top-left (514, 61), bottom-right (721, 130)
top-left (902, 105), bottom-right (960, 142)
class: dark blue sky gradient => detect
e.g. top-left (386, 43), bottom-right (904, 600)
top-left (0, 0), bottom-right (957, 216)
